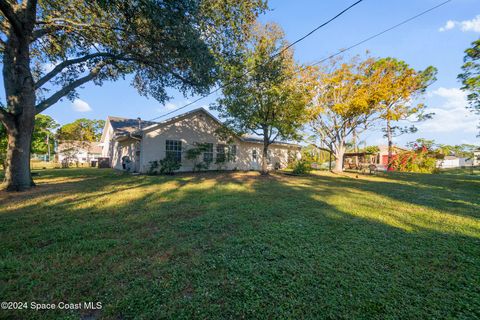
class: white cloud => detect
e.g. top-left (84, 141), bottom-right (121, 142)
top-left (72, 99), bottom-right (92, 112)
top-left (439, 15), bottom-right (480, 32)
top-left (439, 20), bottom-right (456, 32)
top-left (418, 87), bottom-right (479, 134)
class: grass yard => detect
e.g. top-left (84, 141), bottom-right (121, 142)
top-left (0, 168), bottom-right (479, 319)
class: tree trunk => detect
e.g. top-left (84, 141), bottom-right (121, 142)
top-left (386, 119), bottom-right (393, 170)
top-left (3, 116), bottom-right (35, 191)
top-left (333, 143), bottom-right (345, 173)
top-left (261, 143), bottom-right (269, 175)
top-left (261, 126), bottom-right (269, 175)
top-left (2, 28), bottom-right (37, 191)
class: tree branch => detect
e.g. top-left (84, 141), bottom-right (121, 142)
top-left (35, 63), bottom-right (105, 114)
top-left (0, 0), bottom-right (22, 36)
top-left (34, 52), bottom-right (115, 89)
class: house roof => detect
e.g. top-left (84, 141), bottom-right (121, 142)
top-left (57, 141), bottom-right (103, 154)
top-left (377, 145), bottom-right (408, 153)
top-left (444, 155), bottom-right (460, 160)
top-left (241, 136), bottom-right (299, 146)
top-left (108, 116), bottom-right (158, 135)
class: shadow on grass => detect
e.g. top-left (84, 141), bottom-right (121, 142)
top-left (0, 168), bottom-right (479, 319)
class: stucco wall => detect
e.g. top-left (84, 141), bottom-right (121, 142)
top-left (110, 139), bottom-right (140, 171)
top-left (100, 122), bottom-right (114, 157)
top-left (139, 112), bottom-right (300, 173)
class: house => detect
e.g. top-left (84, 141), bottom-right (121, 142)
top-left (56, 141), bottom-right (103, 165)
top-left (375, 145), bottom-right (408, 166)
top-left (100, 108), bottom-right (301, 173)
top-left (436, 155), bottom-right (473, 169)
top-left (474, 148), bottom-right (480, 166)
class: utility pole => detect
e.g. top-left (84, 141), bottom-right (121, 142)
top-left (46, 133), bottom-right (50, 162)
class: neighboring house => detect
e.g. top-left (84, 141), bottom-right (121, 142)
top-left (474, 148), bottom-right (480, 166)
top-left (436, 155), bottom-right (473, 169)
top-left (100, 108), bottom-right (301, 173)
top-left (56, 141), bottom-right (103, 165)
top-left (375, 145), bottom-right (408, 166)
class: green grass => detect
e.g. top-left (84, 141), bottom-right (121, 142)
top-left (1, 168), bottom-right (479, 319)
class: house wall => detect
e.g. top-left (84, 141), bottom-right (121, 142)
top-left (474, 152), bottom-right (480, 166)
top-left (437, 158), bottom-right (460, 168)
top-left (110, 139), bottom-right (140, 171)
top-left (139, 112), bottom-right (300, 173)
top-left (57, 143), bottom-right (101, 164)
top-left (100, 122), bottom-right (115, 161)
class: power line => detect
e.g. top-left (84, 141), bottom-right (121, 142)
top-left (308, 0), bottom-right (452, 68)
top-left (147, 0), bottom-right (365, 121)
top-left (149, 0), bottom-right (452, 122)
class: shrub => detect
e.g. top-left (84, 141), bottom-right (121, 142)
top-left (186, 143), bottom-right (212, 172)
top-left (159, 157), bottom-right (181, 175)
top-left (292, 160), bottom-right (312, 174)
top-left (389, 145), bottom-right (438, 173)
top-left (148, 156), bottom-right (181, 175)
top-left (148, 160), bottom-right (159, 175)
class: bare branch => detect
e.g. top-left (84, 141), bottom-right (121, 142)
top-left (35, 63), bottom-right (105, 114)
top-left (34, 52), bottom-right (116, 89)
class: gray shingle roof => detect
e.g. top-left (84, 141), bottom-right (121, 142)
top-left (108, 116), bottom-right (157, 135)
top-left (241, 136), bottom-right (298, 146)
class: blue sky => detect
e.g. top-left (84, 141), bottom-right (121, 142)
top-left (40, 0), bottom-right (480, 147)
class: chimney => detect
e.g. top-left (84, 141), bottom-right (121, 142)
top-left (137, 117), bottom-right (142, 130)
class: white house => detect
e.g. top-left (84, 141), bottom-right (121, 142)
top-left (100, 108), bottom-right (301, 173)
top-left (436, 155), bottom-right (473, 169)
top-left (57, 141), bottom-right (103, 165)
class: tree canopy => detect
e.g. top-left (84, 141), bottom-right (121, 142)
top-left (309, 56), bottom-right (381, 172)
top-left (212, 23), bottom-right (315, 173)
top-left (56, 118), bottom-right (105, 142)
top-left (368, 57), bottom-right (437, 167)
top-left (458, 38), bottom-right (480, 134)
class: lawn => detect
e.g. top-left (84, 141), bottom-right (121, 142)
top-left (0, 168), bottom-right (479, 319)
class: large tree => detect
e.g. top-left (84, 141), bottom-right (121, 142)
top-left (56, 118), bottom-right (105, 142)
top-left (371, 58), bottom-right (436, 169)
top-left (309, 56), bottom-right (380, 173)
top-left (0, 0), bottom-right (266, 190)
top-left (458, 38), bottom-right (480, 135)
top-left (212, 23), bottom-right (315, 174)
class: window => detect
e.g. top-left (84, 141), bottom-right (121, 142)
top-left (252, 149), bottom-right (257, 160)
top-left (216, 144), bottom-right (226, 163)
top-left (216, 144), bottom-right (237, 163)
top-left (203, 143), bottom-right (213, 162)
top-left (227, 145), bottom-right (237, 162)
top-left (166, 140), bottom-right (182, 162)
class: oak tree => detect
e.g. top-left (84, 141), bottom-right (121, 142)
top-left (0, 0), bottom-right (266, 190)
